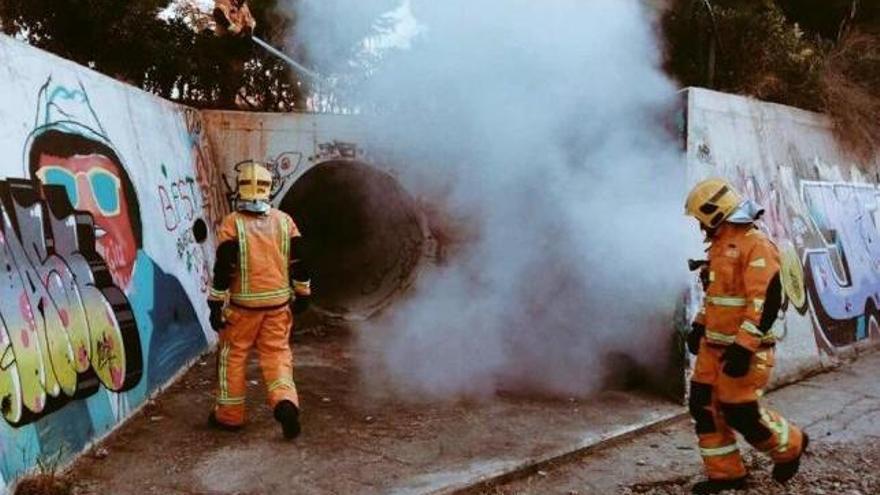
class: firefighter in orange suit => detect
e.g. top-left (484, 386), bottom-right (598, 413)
top-left (207, 161), bottom-right (311, 439)
top-left (684, 178), bottom-right (808, 494)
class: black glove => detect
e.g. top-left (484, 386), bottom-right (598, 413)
top-left (687, 322), bottom-right (705, 355)
top-left (722, 343), bottom-right (753, 378)
top-left (208, 300), bottom-right (226, 331)
top-left (291, 294), bottom-right (311, 315)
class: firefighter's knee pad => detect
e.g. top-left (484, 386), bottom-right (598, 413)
top-left (720, 401), bottom-right (773, 444)
top-left (688, 381), bottom-right (715, 434)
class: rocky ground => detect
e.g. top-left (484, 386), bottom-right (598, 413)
top-left (623, 441), bottom-right (880, 495)
top-left (57, 323), bottom-right (678, 495)
top-left (15, 322), bottom-right (878, 495)
top-left (482, 351), bottom-right (880, 495)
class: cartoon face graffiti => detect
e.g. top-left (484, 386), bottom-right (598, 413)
top-left (35, 152), bottom-right (138, 287)
top-left (24, 79), bottom-right (143, 289)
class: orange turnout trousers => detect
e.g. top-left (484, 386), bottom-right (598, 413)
top-left (690, 223), bottom-right (805, 480)
top-left (214, 305), bottom-right (298, 425)
top-left (690, 343), bottom-right (804, 480)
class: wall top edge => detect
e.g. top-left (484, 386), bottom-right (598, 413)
top-left (1, 34), bottom-right (195, 114)
top-left (684, 86), bottom-right (830, 128)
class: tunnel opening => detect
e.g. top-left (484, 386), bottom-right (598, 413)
top-left (279, 159), bottom-right (428, 320)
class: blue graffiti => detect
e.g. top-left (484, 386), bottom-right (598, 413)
top-left (802, 181), bottom-right (880, 346)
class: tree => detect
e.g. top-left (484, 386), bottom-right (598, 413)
top-left (0, 0), bottom-right (306, 111)
top-left (662, 0), bottom-right (880, 162)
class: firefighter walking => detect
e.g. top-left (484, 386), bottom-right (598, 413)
top-left (684, 178), bottom-right (808, 494)
top-left (207, 161), bottom-right (311, 439)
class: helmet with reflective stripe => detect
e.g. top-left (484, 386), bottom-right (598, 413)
top-left (685, 178), bottom-right (743, 229)
top-left (237, 161), bottom-right (272, 202)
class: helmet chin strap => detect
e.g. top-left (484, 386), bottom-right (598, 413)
top-left (237, 199), bottom-right (270, 214)
top-left (700, 223), bottom-right (718, 242)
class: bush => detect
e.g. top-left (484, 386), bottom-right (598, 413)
top-left (822, 31), bottom-right (880, 161)
top-left (662, 0), bottom-right (880, 165)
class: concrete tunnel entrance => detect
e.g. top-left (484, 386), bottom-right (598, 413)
top-left (278, 159), bottom-right (429, 320)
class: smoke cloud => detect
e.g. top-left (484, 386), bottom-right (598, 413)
top-left (285, 0), bottom-right (695, 399)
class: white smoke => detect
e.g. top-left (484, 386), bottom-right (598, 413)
top-left (285, 0), bottom-right (695, 399)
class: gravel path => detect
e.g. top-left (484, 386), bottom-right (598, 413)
top-left (484, 351), bottom-right (880, 495)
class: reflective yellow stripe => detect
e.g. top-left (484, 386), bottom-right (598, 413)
top-left (706, 330), bottom-right (736, 344)
top-left (752, 298), bottom-right (765, 312)
top-left (741, 320), bottom-right (763, 337)
top-left (775, 417), bottom-right (790, 454)
top-left (749, 258), bottom-right (767, 268)
top-left (293, 280), bottom-right (311, 296)
top-left (280, 217), bottom-right (290, 260)
top-left (232, 288), bottom-right (292, 301)
top-left (209, 287), bottom-right (229, 299)
top-left (279, 216), bottom-right (290, 283)
top-left (706, 296), bottom-right (747, 307)
top-left (760, 409), bottom-right (791, 454)
top-left (700, 443), bottom-right (739, 457)
top-left (219, 344), bottom-right (230, 400)
top-left (268, 378), bottom-right (295, 391)
top-left (235, 217), bottom-right (249, 294)
top-left (217, 396), bottom-right (245, 405)
top-left (709, 271), bottom-right (715, 282)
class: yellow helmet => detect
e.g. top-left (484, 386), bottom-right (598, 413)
top-left (684, 178), bottom-right (743, 229)
top-left (237, 161), bottom-right (272, 203)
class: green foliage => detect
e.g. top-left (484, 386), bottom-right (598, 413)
top-left (663, 0), bottom-right (880, 162)
top-left (0, 0), bottom-right (305, 111)
top-left (663, 0), bottom-right (829, 111)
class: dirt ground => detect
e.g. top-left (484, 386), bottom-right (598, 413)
top-left (65, 324), bottom-right (679, 495)
top-left (482, 350), bottom-right (880, 495)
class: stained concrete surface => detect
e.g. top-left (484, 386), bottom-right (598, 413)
top-left (67, 325), bottom-right (679, 495)
top-left (484, 349), bottom-right (880, 494)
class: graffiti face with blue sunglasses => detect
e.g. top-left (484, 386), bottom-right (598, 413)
top-left (36, 153), bottom-right (138, 288)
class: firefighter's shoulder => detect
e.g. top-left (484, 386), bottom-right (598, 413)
top-left (743, 226), bottom-right (779, 252)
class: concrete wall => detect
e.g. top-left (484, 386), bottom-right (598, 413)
top-left (201, 109), bottom-right (371, 212)
top-left (0, 36), bottom-right (224, 492)
top-left (685, 87), bottom-right (880, 384)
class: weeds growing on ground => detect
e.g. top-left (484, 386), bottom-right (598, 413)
top-left (13, 448), bottom-right (72, 495)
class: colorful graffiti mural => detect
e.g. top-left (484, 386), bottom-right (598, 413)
top-left (184, 108), bottom-right (229, 233)
top-left (705, 152), bottom-right (880, 355)
top-left (801, 181), bottom-right (880, 348)
top-left (157, 164), bottom-right (211, 293)
top-left (0, 36), bottom-right (213, 492)
top-left (0, 180), bottom-right (140, 426)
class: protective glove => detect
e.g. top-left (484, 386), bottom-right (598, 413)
top-left (291, 294), bottom-right (311, 315)
top-left (722, 343), bottom-right (753, 378)
top-left (687, 322), bottom-right (705, 355)
top-left (208, 300), bottom-right (226, 332)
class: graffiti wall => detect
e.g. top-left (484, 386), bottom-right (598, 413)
top-left (685, 87), bottom-right (880, 382)
top-left (201, 111), bottom-right (371, 208)
top-left (0, 36), bottom-right (220, 491)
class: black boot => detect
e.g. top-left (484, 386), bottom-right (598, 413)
top-left (772, 431), bottom-right (809, 483)
top-left (691, 477), bottom-right (747, 494)
top-left (273, 400), bottom-right (301, 439)
top-left (207, 411), bottom-right (243, 432)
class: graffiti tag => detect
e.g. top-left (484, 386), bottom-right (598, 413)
top-left (0, 180), bottom-right (141, 426)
